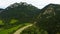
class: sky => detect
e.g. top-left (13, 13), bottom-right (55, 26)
top-left (0, 0), bottom-right (60, 9)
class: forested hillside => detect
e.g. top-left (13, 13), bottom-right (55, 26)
top-left (0, 2), bottom-right (60, 34)
top-left (36, 4), bottom-right (60, 34)
top-left (0, 2), bottom-right (40, 28)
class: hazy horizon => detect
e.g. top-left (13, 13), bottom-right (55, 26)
top-left (0, 0), bottom-right (60, 9)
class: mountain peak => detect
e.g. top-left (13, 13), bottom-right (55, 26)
top-left (6, 2), bottom-right (34, 10)
top-left (0, 8), bottom-right (4, 10)
top-left (48, 3), bottom-right (60, 6)
top-left (46, 3), bottom-right (60, 8)
top-left (41, 4), bottom-right (60, 16)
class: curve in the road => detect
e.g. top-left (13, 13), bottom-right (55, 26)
top-left (13, 24), bottom-right (33, 34)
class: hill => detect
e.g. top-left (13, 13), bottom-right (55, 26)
top-left (0, 2), bottom-right (40, 28)
top-left (1, 2), bottom-right (60, 34)
top-left (36, 4), bottom-right (60, 34)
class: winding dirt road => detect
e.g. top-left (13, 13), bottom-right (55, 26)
top-left (13, 24), bottom-right (33, 34)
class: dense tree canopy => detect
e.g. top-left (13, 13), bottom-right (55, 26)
top-left (0, 2), bottom-right (40, 27)
top-left (36, 4), bottom-right (60, 34)
top-left (0, 2), bottom-right (60, 34)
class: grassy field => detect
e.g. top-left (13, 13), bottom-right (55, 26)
top-left (0, 19), bottom-right (33, 34)
top-left (21, 25), bottom-right (48, 34)
top-left (0, 25), bottom-right (22, 34)
top-left (0, 22), bottom-right (31, 34)
top-left (0, 20), bottom-right (4, 25)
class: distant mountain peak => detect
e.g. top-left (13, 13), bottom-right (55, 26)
top-left (40, 3), bottom-right (60, 18)
top-left (48, 3), bottom-right (60, 6)
top-left (6, 2), bottom-right (33, 10)
top-left (45, 3), bottom-right (60, 8)
top-left (0, 8), bottom-right (4, 10)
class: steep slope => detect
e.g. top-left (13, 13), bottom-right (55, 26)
top-left (0, 8), bottom-right (4, 10)
top-left (36, 4), bottom-right (60, 34)
top-left (0, 2), bottom-right (40, 28)
top-left (0, 8), bottom-right (4, 12)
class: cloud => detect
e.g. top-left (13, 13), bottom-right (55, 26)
top-left (0, 0), bottom-right (60, 9)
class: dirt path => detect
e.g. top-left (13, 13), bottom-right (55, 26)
top-left (13, 24), bottom-right (33, 34)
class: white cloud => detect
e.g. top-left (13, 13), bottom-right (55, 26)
top-left (0, 0), bottom-right (60, 9)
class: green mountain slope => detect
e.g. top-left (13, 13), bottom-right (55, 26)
top-left (1, 2), bottom-right (60, 34)
top-left (36, 4), bottom-right (60, 34)
top-left (0, 2), bottom-right (40, 28)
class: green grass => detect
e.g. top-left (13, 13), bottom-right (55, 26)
top-left (21, 25), bottom-right (48, 34)
top-left (10, 19), bottom-right (18, 24)
top-left (0, 23), bottom-right (32, 34)
top-left (0, 25), bottom-right (21, 34)
top-left (0, 20), bottom-right (4, 25)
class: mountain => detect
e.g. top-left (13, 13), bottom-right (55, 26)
top-left (37, 4), bottom-right (60, 34)
top-left (0, 8), bottom-right (4, 10)
top-left (0, 2), bottom-right (40, 26)
top-left (0, 2), bottom-right (60, 34)
top-left (0, 8), bottom-right (4, 12)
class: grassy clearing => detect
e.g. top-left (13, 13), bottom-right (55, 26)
top-left (0, 20), bottom-right (4, 25)
top-left (0, 25), bottom-right (21, 34)
top-left (10, 19), bottom-right (18, 24)
top-left (21, 25), bottom-right (48, 34)
top-left (0, 23), bottom-right (31, 34)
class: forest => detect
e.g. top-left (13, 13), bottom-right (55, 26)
top-left (0, 2), bottom-right (60, 34)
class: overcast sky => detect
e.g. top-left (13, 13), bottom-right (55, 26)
top-left (0, 0), bottom-right (60, 9)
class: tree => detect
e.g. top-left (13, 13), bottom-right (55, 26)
top-left (36, 4), bottom-right (60, 34)
top-left (0, 2), bottom-right (40, 28)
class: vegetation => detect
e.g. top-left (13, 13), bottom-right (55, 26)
top-left (0, 25), bottom-right (21, 34)
top-left (0, 2), bottom-right (60, 34)
top-left (0, 23), bottom-right (31, 34)
top-left (0, 20), bottom-right (4, 25)
top-left (21, 24), bottom-right (48, 34)
top-left (36, 4), bottom-right (60, 34)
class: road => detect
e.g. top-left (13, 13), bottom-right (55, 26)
top-left (13, 24), bottom-right (33, 34)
